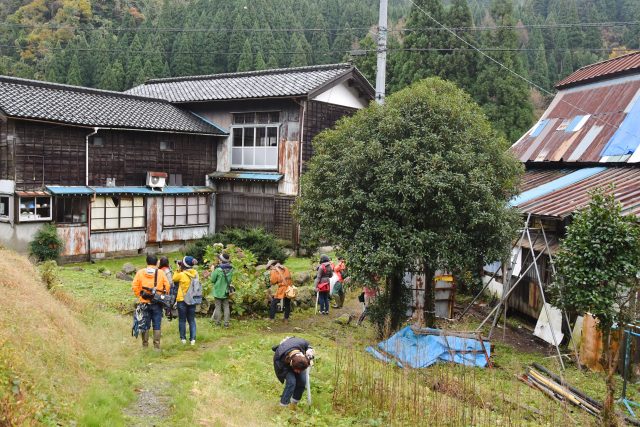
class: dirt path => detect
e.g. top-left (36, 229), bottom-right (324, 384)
top-left (123, 381), bottom-right (172, 426)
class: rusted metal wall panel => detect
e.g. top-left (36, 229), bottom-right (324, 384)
top-left (160, 226), bottom-right (209, 242)
top-left (147, 197), bottom-right (160, 243)
top-left (521, 169), bottom-right (574, 192)
top-left (57, 225), bottom-right (88, 256)
top-left (278, 139), bottom-right (299, 196)
top-left (90, 230), bottom-right (146, 254)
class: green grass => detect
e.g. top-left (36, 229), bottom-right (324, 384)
top-left (283, 256), bottom-right (314, 274)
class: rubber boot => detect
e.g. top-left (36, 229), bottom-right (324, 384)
top-left (153, 330), bottom-right (161, 350)
top-left (141, 330), bottom-right (149, 348)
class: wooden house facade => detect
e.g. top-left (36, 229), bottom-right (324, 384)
top-left (127, 64), bottom-right (374, 244)
top-left (0, 76), bottom-right (226, 260)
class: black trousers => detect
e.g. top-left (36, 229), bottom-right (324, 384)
top-left (270, 297), bottom-right (291, 319)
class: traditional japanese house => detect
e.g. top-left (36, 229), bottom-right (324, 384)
top-left (127, 63), bottom-right (374, 243)
top-left (0, 76), bottom-right (226, 261)
top-left (491, 52), bottom-right (640, 319)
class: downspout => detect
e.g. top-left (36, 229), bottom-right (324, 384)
top-left (297, 99), bottom-right (306, 252)
top-left (85, 128), bottom-right (99, 261)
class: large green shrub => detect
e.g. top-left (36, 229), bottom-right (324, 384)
top-left (187, 228), bottom-right (288, 264)
top-left (29, 224), bottom-right (63, 262)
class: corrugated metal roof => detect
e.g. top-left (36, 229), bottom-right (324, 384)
top-left (515, 167), bottom-right (640, 218)
top-left (0, 76), bottom-right (226, 135)
top-left (510, 79), bottom-right (640, 164)
top-left (209, 171), bottom-right (283, 182)
top-left (125, 63), bottom-right (374, 103)
top-left (520, 169), bottom-right (576, 192)
top-left (511, 167), bottom-right (605, 206)
top-left (46, 185), bottom-right (213, 196)
top-left (556, 52), bottom-right (640, 89)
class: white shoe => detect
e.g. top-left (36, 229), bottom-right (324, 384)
top-left (181, 339), bottom-right (186, 344)
top-left (190, 340), bottom-right (195, 346)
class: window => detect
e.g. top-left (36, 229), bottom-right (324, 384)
top-left (91, 136), bottom-right (104, 147)
top-left (0, 196), bottom-right (9, 219)
top-left (231, 112), bottom-right (280, 169)
top-left (91, 196), bottom-right (145, 231)
top-left (163, 195), bottom-right (209, 227)
top-left (54, 197), bottom-right (88, 224)
top-left (18, 196), bottom-right (51, 221)
top-left (160, 141), bottom-right (175, 151)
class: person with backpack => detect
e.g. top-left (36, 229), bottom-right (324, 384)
top-left (173, 256), bottom-right (200, 345)
top-left (314, 254), bottom-right (333, 315)
top-left (210, 253), bottom-right (233, 328)
top-left (272, 336), bottom-right (314, 408)
top-left (132, 254), bottom-right (171, 349)
top-left (266, 260), bottom-right (293, 323)
top-left (158, 257), bottom-right (177, 320)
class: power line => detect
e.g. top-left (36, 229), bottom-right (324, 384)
top-left (1, 20), bottom-right (640, 33)
top-left (405, 0), bottom-right (640, 155)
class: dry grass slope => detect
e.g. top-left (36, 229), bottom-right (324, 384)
top-left (0, 249), bottom-right (98, 425)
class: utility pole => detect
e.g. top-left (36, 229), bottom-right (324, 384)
top-left (375, 0), bottom-right (388, 105)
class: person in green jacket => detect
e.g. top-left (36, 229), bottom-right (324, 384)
top-left (209, 253), bottom-right (233, 327)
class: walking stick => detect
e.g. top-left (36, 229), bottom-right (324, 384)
top-left (315, 291), bottom-right (319, 315)
top-left (306, 366), bottom-right (312, 405)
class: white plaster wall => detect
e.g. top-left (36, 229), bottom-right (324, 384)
top-left (0, 221), bottom-right (44, 253)
top-left (312, 81), bottom-right (369, 109)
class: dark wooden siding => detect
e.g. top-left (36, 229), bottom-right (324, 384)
top-left (89, 130), bottom-right (216, 186)
top-left (302, 101), bottom-right (356, 172)
top-left (5, 119), bottom-right (218, 190)
top-left (215, 192), bottom-right (296, 242)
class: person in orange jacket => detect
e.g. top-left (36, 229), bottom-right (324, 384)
top-left (266, 260), bottom-right (293, 323)
top-left (132, 254), bottom-right (171, 349)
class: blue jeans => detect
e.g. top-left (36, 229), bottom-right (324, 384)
top-left (177, 301), bottom-right (197, 341)
top-left (145, 303), bottom-right (163, 331)
top-left (281, 370), bottom-right (306, 405)
top-left (318, 291), bottom-right (330, 313)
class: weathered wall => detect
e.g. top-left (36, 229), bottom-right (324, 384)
top-left (3, 119), bottom-right (219, 190)
top-left (0, 221), bottom-right (43, 253)
top-left (189, 99), bottom-right (301, 196)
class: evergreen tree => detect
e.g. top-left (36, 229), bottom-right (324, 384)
top-left (237, 39), bottom-right (254, 72)
top-left (290, 34), bottom-right (309, 67)
top-left (44, 41), bottom-right (69, 83)
top-left (99, 60), bottom-right (125, 91)
top-left (66, 53), bottom-right (83, 86)
top-left (254, 51), bottom-right (267, 70)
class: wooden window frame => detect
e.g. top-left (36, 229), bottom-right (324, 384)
top-left (54, 197), bottom-right (88, 224)
top-left (18, 196), bottom-right (52, 222)
top-left (0, 195), bottom-right (10, 220)
top-left (163, 195), bottom-right (209, 228)
top-left (91, 196), bottom-right (145, 232)
top-left (231, 111), bottom-right (280, 170)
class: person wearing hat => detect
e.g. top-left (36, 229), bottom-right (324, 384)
top-left (209, 253), bottom-right (233, 327)
top-left (314, 254), bottom-right (333, 315)
top-left (266, 260), bottom-right (293, 323)
top-left (132, 254), bottom-right (171, 349)
top-left (173, 255), bottom-right (199, 344)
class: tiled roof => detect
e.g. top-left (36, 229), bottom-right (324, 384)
top-left (0, 76), bottom-right (226, 135)
top-left (125, 63), bottom-right (374, 103)
top-left (556, 52), bottom-right (640, 89)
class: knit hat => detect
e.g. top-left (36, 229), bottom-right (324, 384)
top-left (182, 256), bottom-right (197, 268)
top-left (320, 254), bottom-right (330, 263)
top-left (266, 259), bottom-right (278, 269)
top-left (218, 253), bottom-right (230, 263)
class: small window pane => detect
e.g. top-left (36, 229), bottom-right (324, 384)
top-left (175, 215), bottom-right (186, 226)
top-left (0, 196), bottom-right (9, 217)
top-left (120, 217), bottom-right (133, 228)
top-left (267, 127), bottom-right (278, 146)
top-left (233, 129), bottom-right (243, 147)
top-left (134, 206), bottom-right (145, 217)
top-left (133, 197), bottom-right (144, 207)
top-left (133, 217), bottom-right (145, 228)
top-left (256, 112), bottom-right (269, 124)
top-left (106, 218), bottom-right (119, 229)
top-left (243, 128), bottom-right (254, 147)
top-left (91, 218), bottom-right (104, 230)
top-left (256, 127), bottom-right (266, 147)
top-left (232, 147), bottom-right (242, 165)
top-left (269, 112), bottom-right (280, 123)
top-left (164, 215), bottom-right (174, 226)
top-left (198, 214), bottom-right (208, 224)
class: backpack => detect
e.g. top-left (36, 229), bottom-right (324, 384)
top-left (183, 273), bottom-right (203, 305)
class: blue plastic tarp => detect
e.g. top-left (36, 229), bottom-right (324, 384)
top-left (601, 95), bottom-right (640, 157)
top-left (366, 326), bottom-right (491, 368)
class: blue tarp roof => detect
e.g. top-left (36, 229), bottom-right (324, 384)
top-left (366, 326), bottom-right (491, 368)
top-left (510, 167), bottom-right (606, 207)
top-left (209, 171), bottom-right (283, 182)
top-left (601, 94), bottom-right (640, 157)
top-left (46, 185), bottom-right (213, 196)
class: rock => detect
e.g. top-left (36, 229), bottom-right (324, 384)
top-left (293, 327), bottom-right (303, 332)
top-left (334, 314), bottom-right (353, 325)
top-left (294, 272), bottom-right (310, 284)
top-left (122, 263), bottom-right (136, 274)
top-left (100, 270), bottom-right (112, 277)
top-left (116, 272), bottom-right (132, 281)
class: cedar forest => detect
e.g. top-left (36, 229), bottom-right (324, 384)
top-left (1, 0), bottom-right (640, 141)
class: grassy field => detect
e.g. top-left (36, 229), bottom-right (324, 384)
top-left (2, 250), bottom-right (638, 426)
